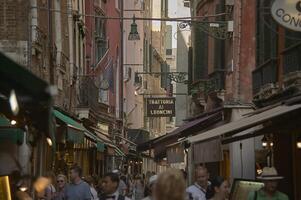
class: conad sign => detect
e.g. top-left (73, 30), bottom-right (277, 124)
top-left (271, 0), bottom-right (301, 32)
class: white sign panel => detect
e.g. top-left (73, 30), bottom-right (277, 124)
top-left (271, 0), bottom-right (301, 32)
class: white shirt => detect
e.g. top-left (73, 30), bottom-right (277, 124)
top-left (186, 183), bottom-right (207, 200)
top-left (90, 187), bottom-right (99, 200)
top-left (106, 191), bottom-right (131, 200)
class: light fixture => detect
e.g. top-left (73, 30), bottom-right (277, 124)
top-left (261, 136), bottom-right (268, 148)
top-left (9, 90), bottom-right (19, 116)
top-left (46, 137), bottom-right (53, 146)
top-left (297, 136), bottom-right (301, 149)
top-left (270, 141), bottom-right (274, 147)
top-left (10, 120), bottom-right (17, 125)
top-left (128, 15), bottom-right (140, 40)
top-left (19, 185), bottom-right (28, 192)
top-left (134, 90), bottom-right (138, 96)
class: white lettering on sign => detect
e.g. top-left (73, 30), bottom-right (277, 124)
top-left (271, 0), bottom-right (301, 32)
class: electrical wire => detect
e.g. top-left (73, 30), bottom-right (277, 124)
top-left (30, 6), bottom-right (229, 22)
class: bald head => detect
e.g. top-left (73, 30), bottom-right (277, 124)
top-left (195, 166), bottom-right (209, 188)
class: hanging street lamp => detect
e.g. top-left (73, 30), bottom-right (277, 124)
top-left (128, 15), bottom-right (140, 40)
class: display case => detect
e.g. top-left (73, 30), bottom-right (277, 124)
top-left (230, 179), bottom-right (264, 200)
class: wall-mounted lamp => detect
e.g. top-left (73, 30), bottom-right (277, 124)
top-left (297, 135), bottom-right (301, 149)
top-left (261, 136), bottom-right (268, 148)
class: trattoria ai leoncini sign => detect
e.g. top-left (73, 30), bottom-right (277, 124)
top-left (146, 97), bottom-right (176, 117)
top-left (271, 0), bottom-right (301, 32)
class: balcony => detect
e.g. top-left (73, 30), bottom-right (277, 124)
top-left (208, 70), bottom-right (225, 92)
top-left (57, 51), bottom-right (69, 72)
top-left (78, 76), bottom-right (99, 110)
top-left (252, 58), bottom-right (278, 96)
top-left (31, 25), bottom-right (46, 50)
top-left (282, 42), bottom-right (301, 88)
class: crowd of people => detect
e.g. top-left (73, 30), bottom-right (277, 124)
top-left (27, 164), bottom-right (289, 200)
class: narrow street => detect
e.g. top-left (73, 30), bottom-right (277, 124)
top-left (0, 0), bottom-right (301, 199)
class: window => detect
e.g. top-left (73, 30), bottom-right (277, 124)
top-left (115, 0), bottom-right (121, 10)
top-left (95, 14), bottom-right (107, 63)
top-left (256, 0), bottom-right (278, 66)
top-left (98, 74), bottom-right (109, 104)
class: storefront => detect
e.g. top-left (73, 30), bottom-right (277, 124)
top-left (0, 53), bottom-right (54, 197)
top-left (186, 100), bottom-right (301, 199)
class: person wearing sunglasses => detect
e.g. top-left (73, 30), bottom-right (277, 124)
top-left (54, 174), bottom-right (67, 200)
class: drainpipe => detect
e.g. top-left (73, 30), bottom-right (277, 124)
top-left (67, 0), bottom-right (74, 111)
top-left (48, 0), bottom-right (54, 84)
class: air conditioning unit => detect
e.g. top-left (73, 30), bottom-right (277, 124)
top-left (183, 0), bottom-right (190, 8)
top-left (124, 66), bottom-right (132, 82)
top-left (227, 21), bottom-right (234, 32)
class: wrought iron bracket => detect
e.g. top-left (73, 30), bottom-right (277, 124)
top-left (135, 72), bottom-right (188, 84)
top-left (179, 21), bottom-right (232, 40)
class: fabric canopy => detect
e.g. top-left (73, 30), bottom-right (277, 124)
top-left (0, 117), bottom-right (24, 144)
top-left (54, 109), bottom-right (85, 143)
top-left (187, 104), bottom-right (301, 144)
top-left (0, 53), bottom-right (53, 139)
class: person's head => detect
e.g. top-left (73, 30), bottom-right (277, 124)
top-left (155, 169), bottom-right (185, 200)
top-left (70, 165), bottom-right (82, 182)
top-left (257, 167), bottom-right (283, 194)
top-left (263, 180), bottom-right (278, 193)
top-left (195, 166), bottom-right (209, 188)
top-left (206, 176), bottom-right (230, 200)
top-left (102, 172), bottom-right (120, 194)
top-left (148, 175), bottom-right (157, 196)
top-left (56, 174), bottom-right (67, 190)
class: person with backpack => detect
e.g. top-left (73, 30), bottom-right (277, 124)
top-left (247, 167), bottom-right (289, 200)
top-left (99, 172), bottom-right (131, 200)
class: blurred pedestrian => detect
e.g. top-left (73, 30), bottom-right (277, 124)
top-left (54, 174), bottom-right (67, 200)
top-left (142, 175), bottom-right (157, 200)
top-left (247, 167), bottom-right (289, 200)
top-left (186, 166), bottom-right (210, 200)
top-left (45, 171), bottom-right (56, 200)
top-left (205, 176), bottom-right (229, 200)
top-left (133, 175), bottom-right (144, 200)
top-left (99, 172), bottom-right (131, 200)
top-left (64, 165), bottom-right (91, 200)
top-left (85, 176), bottom-right (99, 200)
top-left (120, 175), bottom-right (128, 196)
top-left (155, 168), bottom-right (186, 200)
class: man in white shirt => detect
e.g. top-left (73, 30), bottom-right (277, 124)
top-left (100, 172), bottom-right (131, 200)
top-left (186, 166), bottom-right (210, 200)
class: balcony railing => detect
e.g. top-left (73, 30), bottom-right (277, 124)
top-left (32, 25), bottom-right (46, 46)
top-left (282, 42), bottom-right (301, 75)
top-left (57, 51), bottom-right (69, 72)
top-left (78, 76), bottom-right (99, 110)
top-left (189, 70), bottom-right (225, 96)
top-left (208, 70), bottom-right (225, 92)
top-left (252, 58), bottom-right (278, 94)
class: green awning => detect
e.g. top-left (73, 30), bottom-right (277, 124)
top-left (114, 146), bottom-right (126, 157)
top-left (53, 109), bottom-right (85, 144)
top-left (0, 117), bottom-right (24, 144)
top-left (53, 109), bottom-right (102, 144)
top-left (0, 53), bottom-right (53, 138)
top-left (97, 141), bottom-right (105, 152)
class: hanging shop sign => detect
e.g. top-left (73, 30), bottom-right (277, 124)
top-left (146, 97), bottom-right (176, 117)
top-left (271, 0), bottom-right (301, 32)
